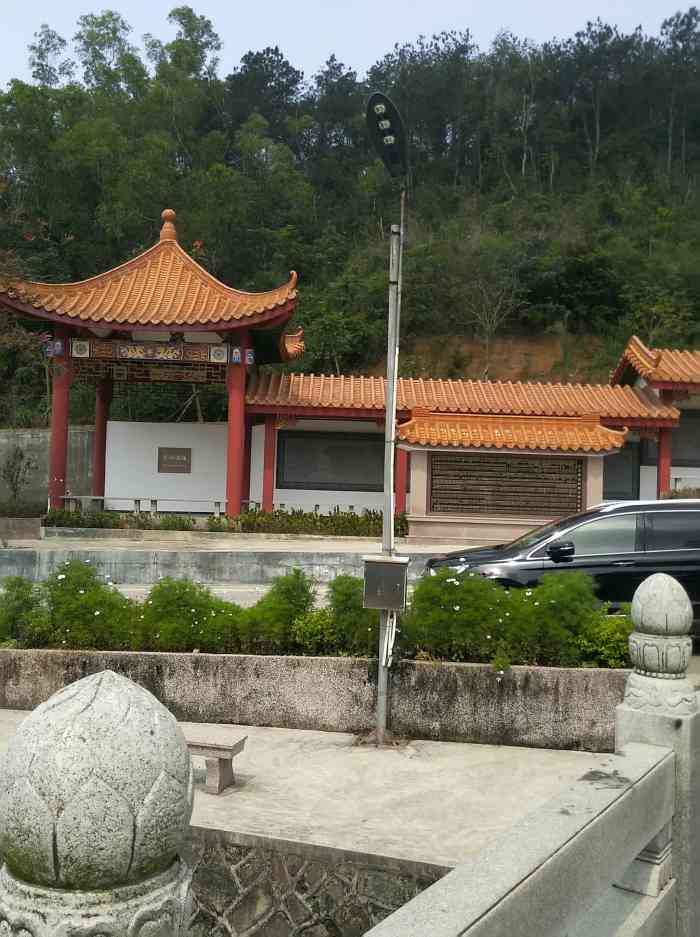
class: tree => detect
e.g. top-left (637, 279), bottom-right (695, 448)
top-left (28, 25), bottom-right (75, 87)
top-left (0, 446), bottom-right (38, 502)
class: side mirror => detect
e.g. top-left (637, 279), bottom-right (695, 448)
top-left (546, 540), bottom-right (575, 563)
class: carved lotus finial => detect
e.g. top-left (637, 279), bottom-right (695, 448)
top-left (0, 671), bottom-right (193, 891)
top-left (159, 208), bottom-right (177, 242)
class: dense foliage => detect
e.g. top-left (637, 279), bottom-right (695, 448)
top-left (0, 561), bottom-right (631, 667)
top-left (42, 506), bottom-right (408, 536)
top-left (2, 8), bottom-right (700, 424)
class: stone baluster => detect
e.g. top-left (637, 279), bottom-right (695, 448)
top-left (616, 572), bottom-right (700, 937)
top-left (0, 670), bottom-right (193, 935)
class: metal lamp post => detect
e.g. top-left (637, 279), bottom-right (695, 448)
top-left (364, 92), bottom-right (409, 745)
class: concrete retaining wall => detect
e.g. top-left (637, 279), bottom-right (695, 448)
top-left (0, 546), bottom-right (427, 583)
top-left (0, 427), bottom-right (93, 503)
top-left (0, 517), bottom-right (41, 539)
top-left (0, 649), bottom-right (628, 751)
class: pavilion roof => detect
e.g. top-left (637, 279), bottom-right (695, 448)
top-left (611, 335), bottom-right (700, 388)
top-left (396, 409), bottom-right (626, 454)
top-left (0, 210), bottom-right (297, 332)
top-left (246, 372), bottom-right (679, 425)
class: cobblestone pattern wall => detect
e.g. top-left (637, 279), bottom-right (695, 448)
top-left (189, 830), bottom-right (445, 937)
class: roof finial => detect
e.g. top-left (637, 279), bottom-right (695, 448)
top-left (160, 208), bottom-right (177, 242)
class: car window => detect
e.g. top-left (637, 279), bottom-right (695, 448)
top-left (645, 512), bottom-right (700, 551)
top-left (533, 514), bottom-right (639, 557)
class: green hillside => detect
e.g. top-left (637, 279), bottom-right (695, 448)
top-left (2, 7), bottom-right (700, 424)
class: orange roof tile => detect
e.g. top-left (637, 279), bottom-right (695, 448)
top-left (1, 210), bottom-right (297, 330)
top-left (396, 409), bottom-right (626, 453)
top-left (612, 335), bottom-right (700, 386)
top-left (246, 372), bottom-right (678, 423)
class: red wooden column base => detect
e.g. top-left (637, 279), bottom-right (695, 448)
top-left (262, 416), bottom-right (277, 512)
top-left (657, 428), bottom-right (672, 498)
top-left (48, 347), bottom-right (73, 510)
top-left (395, 447), bottom-right (409, 515)
top-left (226, 335), bottom-right (249, 517)
top-left (92, 379), bottom-right (113, 498)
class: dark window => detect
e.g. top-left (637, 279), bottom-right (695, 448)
top-left (535, 513), bottom-right (640, 556)
top-left (641, 411), bottom-right (700, 467)
top-left (276, 431), bottom-right (383, 491)
top-left (645, 512), bottom-right (700, 550)
top-left (603, 443), bottom-right (640, 500)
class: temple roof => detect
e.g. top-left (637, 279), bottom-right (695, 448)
top-left (246, 373), bottom-right (679, 424)
top-left (611, 335), bottom-right (700, 387)
top-left (0, 209), bottom-right (297, 331)
top-left (396, 409), bottom-right (626, 454)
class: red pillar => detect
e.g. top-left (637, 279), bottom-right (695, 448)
top-left (262, 416), bottom-right (277, 512)
top-left (92, 379), bottom-right (112, 497)
top-left (48, 337), bottom-right (73, 510)
top-left (226, 333), bottom-right (249, 517)
top-left (657, 428), bottom-right (672, 497)
top-left (395, 447), bottom-right (409, 514)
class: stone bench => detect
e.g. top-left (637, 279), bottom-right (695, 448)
top-left (183, 729), bottom-right (247, 794)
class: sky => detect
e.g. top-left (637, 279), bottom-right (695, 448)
top-left (3, 0), bottom-right (673, 87)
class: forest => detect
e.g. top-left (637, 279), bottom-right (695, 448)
top-left (1, 6), bottom-right (700, 425)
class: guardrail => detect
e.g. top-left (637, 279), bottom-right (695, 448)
top-left (60, 496), bottom-right (260, 516)
top-left (366, 743), bottom-right (675, 937)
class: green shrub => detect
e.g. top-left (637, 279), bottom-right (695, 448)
top-left (577, 610), bottom-right (633, 668)
top-left (0, 577), bottom-right (49, 646)
top-left (402, 569), bottom-right (507, 661)
top-left (153, 514), bottom-right (196, 531)
top-left (327, 574), bottom-right (379, 655)
top-left (43, 561), bottom-right (137, 649)
top-left (235, 507), bottom-right (407, 538)
top-left (243, 568), bottom-right (315, 651)
top-left (138, 578), bottom-right (241, 652)
top-left (43, 509), bottom-right (120, 529)
top-left (292, 608), bottom-right (337, 655)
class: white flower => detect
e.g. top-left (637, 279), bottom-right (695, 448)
top-left (498, 670), bottom-right (505, 675)
top-left (446, 578), bottom-right (458, 585)
top-left (534, 601), bottom-right (540, 606)
top-left (525, 590), bottom-right (533, 597)
top-left (486, 634), bottom-right (492, 640)
top-left (94, 611), bottom-right (101, 616)
top-left (498, 618), bottom-right (503, 623)
top-left (79, 589), bottom-right (85, 595)
top-left (191, 609), bottom-right (196, 613)
top-left (505, 612), bottom-right (510, 617)
top-left (453, 605), bottom-right (461, 611)
top-left (148, 600), bottom-right (153, 605)
top-left (57, 574), bottom-right (66, 581)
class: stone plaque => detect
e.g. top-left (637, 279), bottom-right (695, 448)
top-left (158, 447), bottom-right (192, 474)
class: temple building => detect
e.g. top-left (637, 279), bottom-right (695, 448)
top-left (1, 210), bottom-right (698, 542)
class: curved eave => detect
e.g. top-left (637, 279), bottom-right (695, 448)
top-left (0, 294), bottom-right (297, 333)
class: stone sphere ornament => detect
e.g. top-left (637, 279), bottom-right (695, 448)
top-left (0, 671), bottom-right (194, 936)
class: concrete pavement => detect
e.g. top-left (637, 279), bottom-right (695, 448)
top-left (0, 707), bottom-right (621, 868)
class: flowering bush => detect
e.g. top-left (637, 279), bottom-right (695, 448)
top-left (0, 562), bottom-right (631, 667)
top-left (402, 568), bottom-right (633, 668)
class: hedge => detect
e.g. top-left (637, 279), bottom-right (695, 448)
top-left (0, 561), bottom-right (632, 668)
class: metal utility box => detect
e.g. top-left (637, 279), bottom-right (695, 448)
top-left (362, 555), bottom-right (410, 611)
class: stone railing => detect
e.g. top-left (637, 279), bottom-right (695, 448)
top-left (365, 572), bottom-right (699, 937)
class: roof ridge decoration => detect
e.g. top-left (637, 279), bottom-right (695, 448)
top-left (0, 208), bottom-right (298, 331)
top-left (611, 335), bottom-right (700, 387)
top-left (396, 409), bottom-right (628, 454)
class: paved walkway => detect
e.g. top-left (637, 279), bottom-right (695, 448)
top-left (5, 534), bottom-right (463, 554)
top-left (0, 708), bottom-right (619, 868)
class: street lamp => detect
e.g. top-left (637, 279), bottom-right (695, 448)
top-left (364, 92), bottom-right (409, 745)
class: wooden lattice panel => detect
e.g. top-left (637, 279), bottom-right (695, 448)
top-left (429, 453), bottom-right (583, 517)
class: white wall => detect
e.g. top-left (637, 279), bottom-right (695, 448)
top-left (250, 419), bottom-right (397, 513)
top-left (640, 465), bottom-right (700, 499)
top-left (105, 422), bottom-right (227, 512)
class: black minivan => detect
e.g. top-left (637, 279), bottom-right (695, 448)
top-left (426, 500), bottom-right (700, 619)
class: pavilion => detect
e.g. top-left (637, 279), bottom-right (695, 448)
top-left (0, 209), bottom-right (302, 515)
top-left (1, 212), bottom-right (696, 541)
